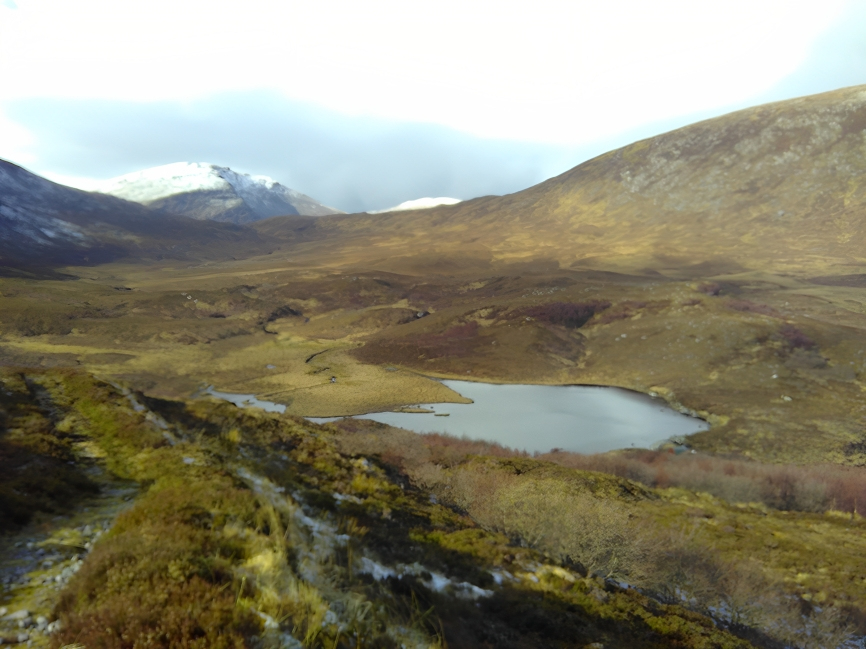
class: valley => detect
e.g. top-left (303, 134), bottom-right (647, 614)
top-left (2, 255), bottom-right (864, 464)
top-left (3, 85), bottom-right (866, 647)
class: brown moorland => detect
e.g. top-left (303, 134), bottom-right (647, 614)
top-left (3, 86), bottom-right (866, 647)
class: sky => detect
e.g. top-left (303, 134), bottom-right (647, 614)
top-left (1, 0), bottom-right (865, 213)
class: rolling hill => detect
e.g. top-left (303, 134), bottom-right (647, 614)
top-left (255, 84), bottom-right (866, 279)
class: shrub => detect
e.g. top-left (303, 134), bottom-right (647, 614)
top-left (778, 324), bottom-right (817, 350)
top-left (521, 301), bottom-right (611, 329)
top-left (424, 464), bottom-right (653, 584)
top-left (697, 283), bottom-right (722, 296)
top-left (54, 576), bottom-right (259, 649)
top-left (541, 449), bottom-right (866, 516)
top-left (726, 299), bottom-right (779, 317)
top-left (334, 419), bottom-right (866, 517)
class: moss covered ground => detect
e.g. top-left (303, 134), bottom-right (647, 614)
top-left (1, 367), bottom-right (805, 648)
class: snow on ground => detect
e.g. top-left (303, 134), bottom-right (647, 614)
top-left (369, 197), bottom-right (462, 213)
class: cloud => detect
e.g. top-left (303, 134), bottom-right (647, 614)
top-left (754, 0), bottom-right (866, 103)
top-left (0, 0), bottom-right (848, 144)
top-left (3, 1), bottom-right (863, 214)
top-left (5, 92), bottom-right (593, 212)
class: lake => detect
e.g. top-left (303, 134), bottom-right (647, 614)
top-left (226, 379), bottom-right (708, 454)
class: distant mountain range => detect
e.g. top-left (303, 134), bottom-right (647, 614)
top-left (92, 162), bottom-right (343, 224)
top-left (6, 85), bottom-right (866, 280)
top-left (0, 159), bottom-right (264, 271)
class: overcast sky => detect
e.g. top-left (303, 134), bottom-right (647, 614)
top-left (2, 0), bottom-right (865, 213)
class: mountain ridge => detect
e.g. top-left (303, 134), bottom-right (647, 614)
top-left (0, 159), bottom-right (265, 269)
top-left (254, 84), bottom-right (866, 279)
top-left (94, 162), bottom-right (343, 224)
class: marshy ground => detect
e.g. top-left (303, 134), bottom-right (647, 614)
top-left (3, 253), bottom-right (866, 646)
top-left (2, 254), bottom-right (864, 464)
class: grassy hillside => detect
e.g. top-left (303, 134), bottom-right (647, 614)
top-left (4, 87), bottom-right (866, 646)
top-left (255, 85), bottom-right (866, 278)
top-left (1, 368), bottom-right (862, 648)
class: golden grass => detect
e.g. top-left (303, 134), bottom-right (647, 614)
top-left (3, 254), bottom-right (866, 466)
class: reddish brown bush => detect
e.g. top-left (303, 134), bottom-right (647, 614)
top-left (726, 299), bottom-right (779, 317)
top-left (521, 301), bottom-right (611, 329)
top-left (542, 449), bottom-right (866, 514)
top-left (54, 576), bottom-right (259, 649)
top-left (778, 324), bottom-right (817, 350)
top-left (697, 283), bottom-right (722, 296)
top-left (335, 418), bottom-right (866, 516)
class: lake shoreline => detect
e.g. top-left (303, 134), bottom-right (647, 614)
top-left (203, 378), bottom-right (710, 455)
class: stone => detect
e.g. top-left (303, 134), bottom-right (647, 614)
top-left (5, 610), bottom-right (29, 621)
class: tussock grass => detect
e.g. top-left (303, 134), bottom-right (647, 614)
top-left (0, 370), bottom-right (100, 529)
top-left (1, 367), bottom-right (773, 648)
top-left (330, 418), bottom-right (864, 647)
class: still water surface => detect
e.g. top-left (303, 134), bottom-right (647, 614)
top-left (204, 382), bottom-right (709, 454)
top-left (301, 380), bottom-right (710, 454)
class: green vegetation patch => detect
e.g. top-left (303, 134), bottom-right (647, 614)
top-left (0, 368), bottom-right (771, 648)
top-left (0, 369), bottom-right (100, 529)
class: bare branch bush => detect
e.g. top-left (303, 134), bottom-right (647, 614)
top-left (331, 420), bottom-right (859, 648)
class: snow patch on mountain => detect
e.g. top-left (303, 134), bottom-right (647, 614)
top-left (370, 197), bottom-right (462, 214)
top-left (94, 162), bottom-right (309, 204)
top-left (93, 163), bottom-right (343, 221)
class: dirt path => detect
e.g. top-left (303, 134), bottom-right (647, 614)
top-left (0, 467), bottom-right (137, 647)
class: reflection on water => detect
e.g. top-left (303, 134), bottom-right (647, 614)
top-left (310, 380), bottom-right (709, 454)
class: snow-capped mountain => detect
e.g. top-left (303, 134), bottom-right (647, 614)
top-left (369, 197), bottom-right (462, 214)
top-left (92, 162), bottom-right (343, 225)
top-left (0, 159), bottom-right (263, 268)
